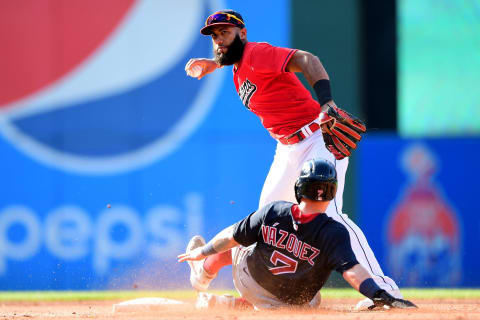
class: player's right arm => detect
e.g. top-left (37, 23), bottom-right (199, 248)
top-left (184, 58), bottom-right (220, 79)
top-left (177, 207), bottom-right (268, 263)
top-left (177, 225), bottom-right (239, 262)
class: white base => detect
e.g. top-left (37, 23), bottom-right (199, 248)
top-left (113, 297), bottom-right (185, 313)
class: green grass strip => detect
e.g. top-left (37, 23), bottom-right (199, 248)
top-left (400, 289), bottom-right (480, 299)
top-left (0, 288), bottom-right (478, 301)
top-left (0, 290), bottom-right (197, 301)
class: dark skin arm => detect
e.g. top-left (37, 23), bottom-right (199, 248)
top-left (286, 50), bottom-right (329, 86)
top-left (285, 50), bottom-right (334, 109)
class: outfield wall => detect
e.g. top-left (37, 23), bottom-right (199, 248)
top-left (358, 136), bottom-right (480, 287)
top-left (0, 0), bottom-right (288, 290)
top-left (1, 0), bottom-right (478, 291)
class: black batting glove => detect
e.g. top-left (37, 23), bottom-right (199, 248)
top-left (368, 290), bottom-right (418, 310)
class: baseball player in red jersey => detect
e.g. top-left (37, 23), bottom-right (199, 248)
top-left (185, 10), bottom-right (400, 309)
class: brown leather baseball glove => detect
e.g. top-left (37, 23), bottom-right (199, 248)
top-left (320, 104), bottom-right (367, 160)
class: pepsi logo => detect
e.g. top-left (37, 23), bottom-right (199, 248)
top-left (0, 0), bottom-right (226, 174)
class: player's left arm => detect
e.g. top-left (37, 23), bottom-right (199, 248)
top-left (286, 50), bottom-right (337, 113)
top-left (287, 50), bottom-right (366, 160)
top-left (177, 225), bottom-right (239, 262)
top-left (286, 50), bottom-right (330, 91)
top-left (342, 264), bottom-right (417, 309)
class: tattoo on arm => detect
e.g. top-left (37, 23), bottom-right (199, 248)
top-left (201, 225), bottom-right (239, 256)
top-left (286, 50), bottom-right (329, 87)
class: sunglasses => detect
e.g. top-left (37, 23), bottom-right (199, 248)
top-left (205, 12), bottom-right (244, 28)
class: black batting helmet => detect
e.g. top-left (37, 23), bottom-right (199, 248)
top-left (294, 159), bottom-right (338, 203)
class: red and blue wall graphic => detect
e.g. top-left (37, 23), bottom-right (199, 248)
top-left (359, 136), bottom-right (479, 287)
top-left (0, 0), bottom-right (290, 289)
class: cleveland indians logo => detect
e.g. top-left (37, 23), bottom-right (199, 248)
top-left (238, 79), bottom-right (257, 109)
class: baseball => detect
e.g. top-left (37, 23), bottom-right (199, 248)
top-left (187, 65), bottom-right (203, 78)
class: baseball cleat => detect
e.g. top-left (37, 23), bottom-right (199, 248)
top-left (186, 235), bottom-right (216, 291)
top-left (195, 292), bottom-right (236, 310)
top-left (195, 292), bottom-right (216, 309)
top-left (354, 298), bottom-right (374, 310)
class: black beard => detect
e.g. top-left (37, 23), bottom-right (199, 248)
top-left (214, 34), bottom-right (245, 66)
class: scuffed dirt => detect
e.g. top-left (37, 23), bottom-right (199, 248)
top-left (0, 298), bottom-right (479, 320)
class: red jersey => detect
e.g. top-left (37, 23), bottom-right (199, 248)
top-left (233, 42), bottom-right (321, 140)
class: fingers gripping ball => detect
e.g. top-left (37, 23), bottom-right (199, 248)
top-left (187, 65), bottom-right (203, 78)
top-left (320, 104), bottom-right (366, 160)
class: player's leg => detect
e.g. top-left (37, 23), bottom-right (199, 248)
top-left (260, 131), bottom-right (402, 304)
top-left (195, 292), bottom-right (252, 310)
top-left (258, 142), bottom-right (299, 207)
top-left (303, 134), bottom-right (402, 304)
top-left (325, 157), bottom-right (401, 294)
top-left (186, 235), bottom-right (232, 291)
top-left (203, 249), bottom-right (232, 274)
top-left (260, 130), bottom-right (341, 206)
top-left (186, 236), bottom-right (251, 309)
top-left (231, 246), bottom-right (287, 309)
top-left (326, 205), bottom-right (401, 292)
top-left (231, 246), bottom-right (322, 309)
top-left (327, 206), bottom-right (402, 309)
top-left (259, 131), bottom-right (332, 207)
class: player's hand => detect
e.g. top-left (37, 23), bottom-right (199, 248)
top-left (368, 290), bottom-right (418, 310)
top-left (320, 102), bottom-right (366, 160)
top-left (177, 247), bottom-right (206, 263)
top-left (185, 58), bottom-right (219, 80)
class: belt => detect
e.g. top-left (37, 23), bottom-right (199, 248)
top-left (279, 119), bottom-right (321, 145)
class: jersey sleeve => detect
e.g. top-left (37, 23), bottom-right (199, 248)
top-left (249, 43), bottom-right (297, 73)
top-left (323, 224), bottom-right (359, 273)
top-left (232, 205), bottom-right (270, 247)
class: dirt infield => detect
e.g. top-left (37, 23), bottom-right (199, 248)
top-left (1, 298), bottom-right (479, 320)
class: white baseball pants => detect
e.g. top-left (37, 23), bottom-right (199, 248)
top-left (258, 129), bottom-right (400, 294)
